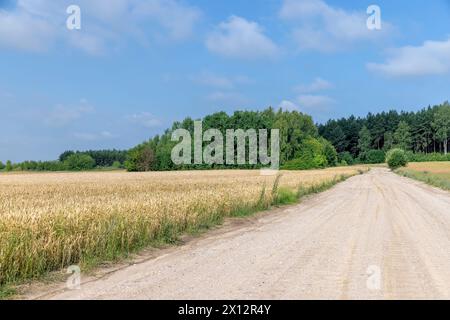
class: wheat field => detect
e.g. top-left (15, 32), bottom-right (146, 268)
top-left (0, 167), bottom-right (367, 286)
top-left (404, 161), bottom-right (450, 175)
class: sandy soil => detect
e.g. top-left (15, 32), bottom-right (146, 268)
top-left (25, 168), bottom-right (450, 300)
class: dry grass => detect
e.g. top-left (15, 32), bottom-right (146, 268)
top-left (397, 161), bottom-right (450, 191)
top-left (0, 166), bottom-right (367, 286)
top-left (404, 161), bottom-right (450, 175)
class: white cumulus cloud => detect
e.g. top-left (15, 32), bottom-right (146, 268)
top-left (0, 0), bottom-right (201, 54)
top-left (279, 100), bottom-right (300, 111)
top-left (206, 16), bottom-right (279, 59)
top-left (295, 77), bottom-right (333, 93)
top-left (0, 9), bottom-right (55, 52)
top-left (279, 0), bottom-right (392, 52)
top-left (133, 0), bottom-right (201, 40)
top-left (367, 38), bottom-right (450, 76)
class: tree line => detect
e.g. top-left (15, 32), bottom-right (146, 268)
top-left (2, 102), bottom-right (449, 172)
top-left (318, 102), bottom-right (450, 164)
top-left (0, 149), bottom-right (127, 172)
top-left (2, 109), bottom-right (339, 172)
top-left (125, 108), bottom-right (338, 171)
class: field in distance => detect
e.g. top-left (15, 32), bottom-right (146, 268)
top-left (0, 166), bottom-right (367, 288)
top-left (397, 161), bottom-right (450, 190)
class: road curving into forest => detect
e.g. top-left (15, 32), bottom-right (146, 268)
top-left (28, 168), bottom-right (450, 300)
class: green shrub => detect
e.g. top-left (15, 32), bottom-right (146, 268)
top-left (112, 161), bottom-right (122, 169)
top-left (5, 160), bottom-right (12, 172)
top-left (338, 152), bottom-right (354, 165)
top-left (386, 148), bottom-right (408, 169)
top-left (283, 138), bottom-right (327, 170)
top-left (64, 154), bottom-right (96, 171)
top-left (359, 149), bottom-right (386, 164)
top-left (339, 160), bottom-right (348, 166)
top-left (125, 144), bottom-right (156, 172)
top-left (0, 161), bottom-right (4, 170)
top-left (35, 161), bottom-right (66, 171)
top-left (283, 137), bottom-right (338, 170)
top-left (321, 138), bottom-right (338, 167)
top-left (59, 150), bottom-right (75, 162)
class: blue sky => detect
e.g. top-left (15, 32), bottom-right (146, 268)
top-left (1, 0), bottom-right (450, 162)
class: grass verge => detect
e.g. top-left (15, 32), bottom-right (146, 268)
top-left (396, 168), bottom-right (450, 191)
top-left (0, 286), bottom-right (16, 300)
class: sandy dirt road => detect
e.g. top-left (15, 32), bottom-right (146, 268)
top-left (28, 168), bottom-right (450, 300)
